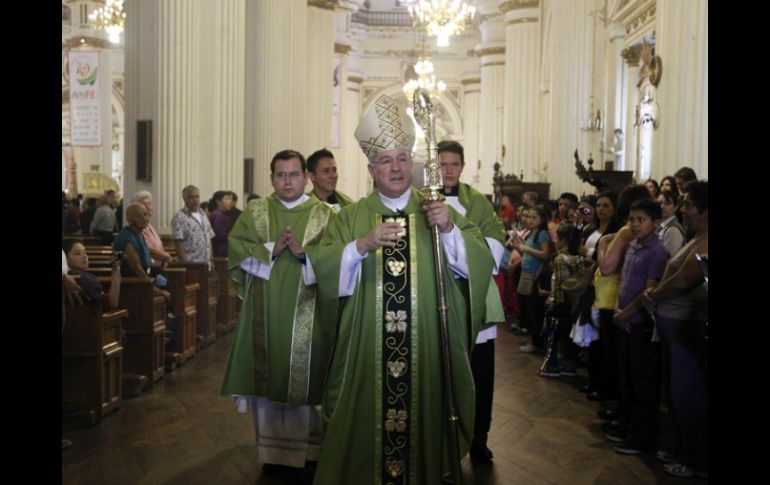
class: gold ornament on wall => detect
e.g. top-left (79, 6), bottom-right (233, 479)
top-left (639, 41), bottom-right (662, 87)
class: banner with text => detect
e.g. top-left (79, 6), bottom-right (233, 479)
top-left (68, 51), bottom-right (101, 146)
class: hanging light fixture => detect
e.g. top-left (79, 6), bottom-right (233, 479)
top-left (402, 58), bottom-right (447, 102)
top-left (407, 0), bottom-right (476, 47)
top-left (89, 0), bottom-right (126, 44)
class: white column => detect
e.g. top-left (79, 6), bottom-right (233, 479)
top-left (541, 0), bottom-right (602, 196)
top-left (245, 0), bottom-right (310, 198)
top-left (305, 5), bottom-right (336, 154)
top-left (461, 74), bottom-right (481, 186)
top-left (197, 0), bottom-right (245, 200)
top-left (501, 0), bottom-right (540, 181)
top-left (342, 72), bottom-right (369, 199)
top-left (621, 45), bottom-right (641, 175)
top-left (603, 21), bottom-right (626, 167)
top-left (476, 14), bottom-right (506, 194)
top-left (331, 3), bottom-right (367, 200)
top-left (653, 0), bottom-right (708, 179)
top-left (124, 0), bottom-right (201, 229)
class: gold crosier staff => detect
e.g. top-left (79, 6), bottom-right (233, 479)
top-left (412, 88), bottom-right (464, 485)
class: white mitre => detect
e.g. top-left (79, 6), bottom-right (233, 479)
top-left (354, 95), bottom-right (416, 163)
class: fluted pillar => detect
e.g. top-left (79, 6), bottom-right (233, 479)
top-left (541, 0), bottom-right (602, 195)
top-left (306, 4), bottom-right (336, 153)
top-left (461, 74), bottom-right (481, 185)
top-left (653, 0), bottom-right (708, 178)
top-left (201, 0), bottom-right (245, 199)
top-left (245, 0), bottom-right (310, 197)
top-left (476, 13), bottom-right (506, 194)
top-left (124, 0), bottom-right (201, 229)
top-left (500, 0), bottom-right (540, 181)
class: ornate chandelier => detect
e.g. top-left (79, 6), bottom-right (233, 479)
top-left (89, 0), bottom-right (126, 44)
top-left (402, 57), bottom-right (446, 103)
top-left (407, 0), bottom-right (476, 47)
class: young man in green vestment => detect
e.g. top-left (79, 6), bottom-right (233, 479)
top-left (307, 148), bottom-right (354, 212)
top-left (309, 95), bottom-right (495, 485)
top-left (221, 150), bottom-right (336, 473)
top-left (438, 140), bottom-right (507, 463)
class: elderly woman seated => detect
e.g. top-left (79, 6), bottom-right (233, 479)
top-left (113, 203), bottom-right (171, 302)
top-left (62, 238), bottom-right (120, 308)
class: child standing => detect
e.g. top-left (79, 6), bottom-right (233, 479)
top-left (511, 204), bottom-right (551, 352)
top-left (610, 198), bottom-right (669, 455)
top-left (539, 223), bottom-right (578, 376)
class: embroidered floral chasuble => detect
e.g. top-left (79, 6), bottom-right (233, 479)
top-left (309, 189), bottom-right (494, 484)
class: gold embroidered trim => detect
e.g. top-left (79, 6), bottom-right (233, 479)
top-left (287, 202), bottom-right (332, 403)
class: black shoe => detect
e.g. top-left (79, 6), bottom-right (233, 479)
top-left (469, 444), bottom-right (494, 463)
top-left (614, 440), bottom-right (654, 455)
top-left (587, 391), bottom-right (616, 402)
top-left (597, 409), bottom-right (621, 421)
top-left (579, 384), bottom-right (594, 394)
top-left (656, 450), bottom-right (678, 464)
top-left (601, 421), bottom-right (624, 434)
top-left (605, 429), bottom-right (626, 443)
top-left (262, 463), bottom-right (292, 473)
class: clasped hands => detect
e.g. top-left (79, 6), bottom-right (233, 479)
top-left (356, 201), bottom-right (453, 255)
top-left (273, 226), bottom-right (305, 260)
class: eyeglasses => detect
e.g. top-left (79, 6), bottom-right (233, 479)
top-left (371, 157), bottom-right (410, 168)
top-left (273, 171), bottom-right (303, 181)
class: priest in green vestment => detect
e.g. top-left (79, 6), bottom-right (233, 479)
top-left (310, 95), bottom-right (495, 485)
top-left (221, 149), bottom-right (336, 470)
top-left (307, 148), bottom-right (354, 212)
top-left (438, 139), bottom-right (507, 463)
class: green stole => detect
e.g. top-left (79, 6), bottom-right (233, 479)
top-left (308, 189), bottom-right (354, 211)
top-left (310, 188), bottom-right (494, 484)
top-left (456, 183), bottom-right (507, 330)
top-left (221, 194), bottom-right (334, 405)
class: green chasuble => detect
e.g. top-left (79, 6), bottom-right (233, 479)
top-left (221, 194), bottom-right (336, 405)
top-left (308, 189), bottom-right (354, 211)
top-left (309, 188), bottom-right (494, 485)
top-left (454, 182), bottom-right (507, 331)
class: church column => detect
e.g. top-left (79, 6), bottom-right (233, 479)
top-left (65, 1), bottom-right (114, 189)
top-left (603, 21), bottom-right (626, 167)
top-left (124, 0), bottom-right (201, 229)
top-left (500, 0), bottom-right (540, 181)
top-left (245, 0), bottom-right (310, 198)
top-left (460, 74), bottom-right (481, 185)
top-left (198, 0), bottom-right (245, 199)
top-left (653, 0), bottom-right (708, 178)
top-left (542, 0), bottom-right (603, 195)
top-left (475, 13), bottom-right (505, 194)
top-left (621, 46), bottom-right (641, 175)
top-left (333, 1), bottom-right (367, 199)
top-left (305, 3), bottom-right (336, 154)
top-left (343, 71), bottom-right (366, 198)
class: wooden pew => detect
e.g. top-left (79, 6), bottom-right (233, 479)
top-left (169, 262), bottom-right (219, 350)
top-left (62, 299), bottom-right (125, 426)
top-left (213, 257), bottom-right (237, 335)
top-left (101, 277), bottom-right (166, 386)
top-left (165, 268), bottom-right (199, 364)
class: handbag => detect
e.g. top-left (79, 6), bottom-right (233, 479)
top-left (517, 271), bottom-right (536, 295)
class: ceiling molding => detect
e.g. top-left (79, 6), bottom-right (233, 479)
top-left (499, 0), bottom-right (539, 14)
